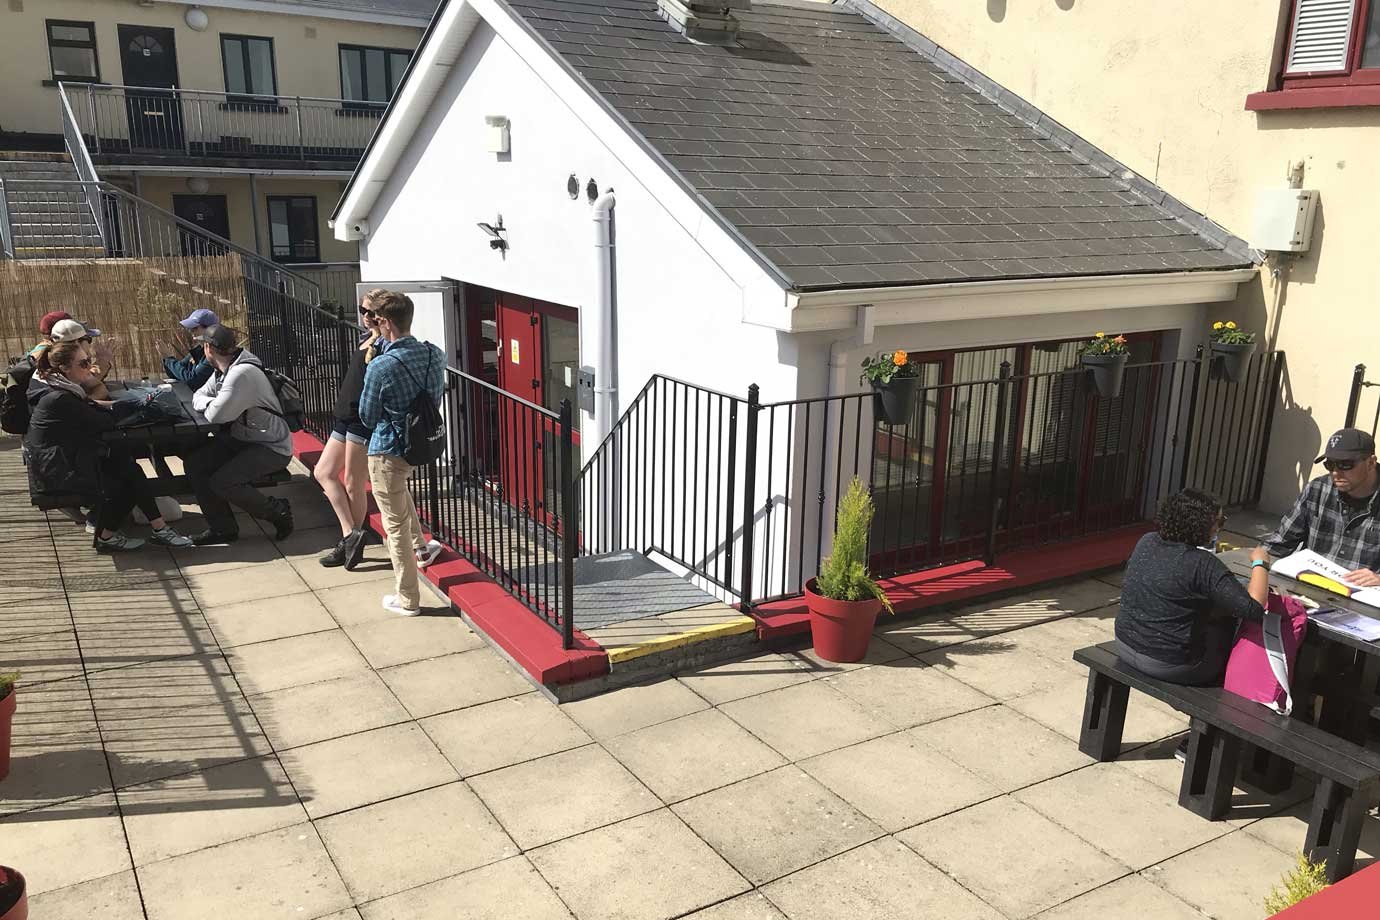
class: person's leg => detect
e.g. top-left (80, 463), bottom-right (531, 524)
top-left (343, 438), bottom-right (371, 530)
top-left (208, 444), bottom-right (291, 522)
top-left (369, 454), bottom-right (420, 612)
top-left (93, 478), bottom-right (144, 551)
top-left (315, 433), bottom-right (354, 538)
top-left (184, 439), bottom-right (241, 536)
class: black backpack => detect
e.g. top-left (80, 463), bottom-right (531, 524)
top-left (240, 359), bottom-right (306, 432)
top-left (1, 357), bottom-right (35, 435)
top-left (387, 347), bottom-right (445, 467)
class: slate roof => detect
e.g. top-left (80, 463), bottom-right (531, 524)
top-left (505, 0), bottom-right (1255, 291)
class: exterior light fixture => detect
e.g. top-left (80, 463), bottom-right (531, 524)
top-left (186, 176), bottom-right (210, 194)
top-left (185, 7), bottom-right (209, 30)
top-left (484, 116), bottom-right (510, 156)
top-left (477, 215), bottom-right (508, 256)
top-left (585, 178), bottom-right (599, 202)
top-left (567, 175), bottom-right (579, 199)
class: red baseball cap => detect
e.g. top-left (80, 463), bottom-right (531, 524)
top-left (39, 311), bottom-right (73, 335)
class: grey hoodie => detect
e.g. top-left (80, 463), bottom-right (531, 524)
top-left (192, 348), bottom-right (293, 456)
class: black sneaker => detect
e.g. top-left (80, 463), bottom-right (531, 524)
top-left (190, 529), bottom-right (239, 547)
top-left (266, 498), bottom-right (294, 541)
top-left (319, 538), bottom-right (349, 568)
top-left (343, 527), bottom-right (367, 571)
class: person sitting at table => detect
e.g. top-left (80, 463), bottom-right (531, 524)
top-left (161, 308), bottom-right (218, 390)
top-left (184, 325), bottom-right (294, 546)
top-left (1117, 489), bottom-right (1269, 687)
top-left (1262, 427), bottom-right (1380, 587)
top-left (25, 342), bottom-right (193, 552)
top-left (47, 317), bottom-right (116, 401)
top-left (27, 311), bottom-right (77, 357)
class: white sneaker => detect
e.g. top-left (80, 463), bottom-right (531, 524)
top-left (382, 594), bottom-right (421, 617)
top-left (414, 539), bottom-right (443, 570)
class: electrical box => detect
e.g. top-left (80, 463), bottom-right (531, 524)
top-left (577, 367), bottom-right (596, 415)
top-left (484, 116), bottom-right (510, 155)
top-left (1251, 188), bottom-right (1318, 252)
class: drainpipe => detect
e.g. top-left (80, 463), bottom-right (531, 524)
top-left (588, 190), bottom-right (617, 448)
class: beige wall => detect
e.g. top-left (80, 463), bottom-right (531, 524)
top-left (878, 0), bottom-right (1380, 512)
top-left (0, 0), bottom-right (422, 137)
top-left (135, 174), bottom-right (357, 263)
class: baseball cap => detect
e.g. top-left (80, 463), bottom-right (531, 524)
top-left (38, 311), bottom-right (73, 335)
top-left (1315, 428), bottom-right (1377, 464)
top-left (48, 318), bottom-right (103, 343)
top-left (194, 324), bottom-right (240, 352)
top-left (179, 308), bottom-right (220, 329)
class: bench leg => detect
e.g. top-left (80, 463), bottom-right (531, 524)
top-left (1239, 743), bottom-right (1294, 795)
top-left (1078, 670), bottom-right (1129, 761)
top-left (1305, 778), bottom-right (1371, 883)
top-left (1179, 719), bottom-right (1241, 820)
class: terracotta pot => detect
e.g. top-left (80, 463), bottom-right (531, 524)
top-left (871, 375), bottom-right (919, 426)
top-left (1210, 340), bottom-right (1256, 383)
top-left (0, 689), bottom-right (12, 784)
top-left (1081, 352), bottom-right (1128, 399)
top-left (804, 578), bottom-right (882, 663)
top-left (0, 866), bottom-right (26, 920)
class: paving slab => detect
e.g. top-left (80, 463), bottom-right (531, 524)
top-left (529, 809), bottom-right (750, 920)
top-left (822, 657), bottom-right (995, 729)
top-left (0, 591), bottom-right (73, 642)
top-left (675, 652), bottom-right (816, 706)
top-left (0, 680), bottom-right (110, 817)
top-left (604, 708), bottom-right (786, 804)
top-left (719, 679), bottom-right (893, 761)
top-left (1142, 831), bottom-right (1297, 920)
top-left (358, 856), bottom-right (573, 920)
top-left (1034, 874), bottom-right (1207, 920)
top-left (680, 893), bottom-right (787, 920)
top-left (785, 634), bottom-right (911, 674)
top-left (316, 580), bottom-right (405, 627)
top-left (251, 670), bottom-right (410, 751)
top-left (1007, 675), bottom-right (1187, 753)
top-left (24, 870), bottom-right (145, 920)
top-left (0, 793), bottom-right (131, 896)
top-left (918, 704), bottom-right (1094, 792)
top-left (899, 795), bottom-right (1127, 918)
top-left (344, 612), bottom-right (484, 669)
top-left (671, 766), bottom-right (883, 885)
top-left (166, 529), bottom-right (284, 577)
top-left (317, 781), bottom-right (519, 902)
top-left (917, 637), bottom-right (1080, 701)
top-left (379, 647), bottom-right (535, 718)
top-left (225, 629), bottom-right (370, 695)
top-left (137, 823), bottom-right (351, 920)
top-left (0, 627), bottom-right (83, 686)
top-left (563, 676), bottom-right (708, 739)
top-left (198, 591), bottom-right (338, 649)
top-left (183, 557), bottom-right (313, 608)
top-left (763, 837), bottom-right (1003, 920)
top-left (422, 692), bottom-right (591, 778)
top-left (1244, 797), bottom-right (1380, 864)
top-left (278, 722), bottom-right (459, 818)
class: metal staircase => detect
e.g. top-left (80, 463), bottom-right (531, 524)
top-left (0, 156), bottom-right (105, 259)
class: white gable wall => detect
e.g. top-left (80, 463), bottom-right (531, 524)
top-left (360, 20), bottom-right (798, 410)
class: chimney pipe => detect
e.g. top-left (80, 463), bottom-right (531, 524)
top-left (657, 0), bottom-right (750, 43)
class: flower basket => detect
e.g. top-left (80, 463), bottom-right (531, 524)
top-left (1210, 341), bottom-right (1256, 383)
top-left (0, 866), bottom-right (25, 920)
top-left (871, 376), bottom-right (919, 427)
top-left (1082, 352), bottom-right (1129, 399)
top-left (805, 578), bottom-right (883, 663)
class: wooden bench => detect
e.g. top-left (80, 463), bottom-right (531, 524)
top-left (1075, 641), bottom-right (1380, 881)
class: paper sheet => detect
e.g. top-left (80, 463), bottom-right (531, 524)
top-left (1310, 608), bottom-right (1380, 642)
top-left (1271, 549), bottom-right (1380, 609)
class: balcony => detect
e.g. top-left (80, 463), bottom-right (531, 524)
top-left (61, 82), bottom-right (382, 170)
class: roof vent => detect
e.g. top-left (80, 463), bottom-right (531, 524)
top-left (657, 0), bottom-right (750, 43)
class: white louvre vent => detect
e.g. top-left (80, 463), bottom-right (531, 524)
top-left (1285, 0), bottom-right (1357, 74)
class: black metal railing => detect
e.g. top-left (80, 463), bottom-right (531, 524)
top-left (1345, 364), bottom-right (1380, 438)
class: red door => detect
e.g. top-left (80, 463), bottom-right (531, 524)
top-left (495, 294), bottom-right (545, 519)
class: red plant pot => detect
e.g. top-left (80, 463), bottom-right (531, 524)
top-left (0, 689), bottom-right (13, 784)
top-left (804, 579), bottom-right (883, 663)
top-left (0, 866), bottom-right (26, 920)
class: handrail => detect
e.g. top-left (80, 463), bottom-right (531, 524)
top-left (61, 80), bottom-right (386, 107)
top-left (56, 84), bottom-right (105, 247)
top-left (0, 180), bottom-right (13, 259)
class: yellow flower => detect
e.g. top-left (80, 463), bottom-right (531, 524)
top-left (1095, 332), bottom-right (1105, 339)
top-left (1226, 321), bottom-right (1237, 330)
top-left (1212, 322), bottom-right (1223, 330)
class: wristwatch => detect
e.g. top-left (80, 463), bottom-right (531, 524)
top-left (1251, 559), bottom-right (1267, 569)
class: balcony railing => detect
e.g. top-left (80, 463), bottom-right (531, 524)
top-left (292, 262), bottom-right (363, 311)
top-left (61, 82), bottom-right (382, 165)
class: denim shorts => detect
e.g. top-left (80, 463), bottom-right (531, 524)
top-left (330, 419), bottom-right (371, 445)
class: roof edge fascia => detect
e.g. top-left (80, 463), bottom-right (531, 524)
top-left (839, 0), bottom-right (1262, 267)
top-left (147, 0), bottom-right (433, 27)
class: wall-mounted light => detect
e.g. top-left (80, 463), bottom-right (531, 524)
top-left (484, 116), bottom-right (510, 156)
top-left (186, 176), bottom-right (210, 194)
top-left (585, 178), bottom-right (599, 202)
top-left (185, 6), bottom-right (209, 30)
top-left (477, 215), bottom-right (508, 257)
top-left (567, 175), bottom-right (579, 200)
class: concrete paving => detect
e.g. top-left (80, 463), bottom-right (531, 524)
top-left (0, 443), bottom-right (1365, 918)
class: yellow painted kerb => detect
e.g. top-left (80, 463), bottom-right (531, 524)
top-left (606, 616), bottom-right (757, 665)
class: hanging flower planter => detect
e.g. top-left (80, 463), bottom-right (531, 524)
top-left (1078, 333), bottom-right (1130, 399)
top-left (861, 349), bottom-right (919, 426)
top-left (1208, 321), bottom-right (1257, 383)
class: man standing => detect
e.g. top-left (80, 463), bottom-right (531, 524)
top-left (162, 308), bottom-right (219, 390)
top-left (358, 291), bottom-right (445, 616)
top-left (185, 325), bottom-right (295, 545)
top-left (1263, 427), bottom-right (1380, 586)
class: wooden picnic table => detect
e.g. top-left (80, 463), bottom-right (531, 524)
top-left (99, 379), bottom-right (217, 495)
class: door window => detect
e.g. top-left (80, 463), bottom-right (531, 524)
top-left (267, 196), bottom-right (319, 263)
top-left (541, 313), bottom-right (580, 430)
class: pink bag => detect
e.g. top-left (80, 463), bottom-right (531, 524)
top-left (1223, 593), bottom-right (1309, 715)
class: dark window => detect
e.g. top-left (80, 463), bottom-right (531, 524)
top-left (1280, 0), bottom-right (1380, 87)
top-left (221, 34), bottom-right (277, 100)
top-left (47, 20), bottom-right (100, 82)
top-left (339, 44), bottom-right (412, 106)
top-left (267, 196), bottom-right (319, 263)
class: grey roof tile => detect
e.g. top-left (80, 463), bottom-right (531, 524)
top-left (507, 0), bottom-right (1254, 290)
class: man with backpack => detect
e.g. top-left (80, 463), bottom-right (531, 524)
top-left (185, 325), bottom-right (295, 545)
top-left (358, 291), bottom-right (446, 616)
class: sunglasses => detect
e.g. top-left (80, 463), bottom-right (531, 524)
top-left (359, 307), bottom-right (377, 318)
top-left (73, 358), bottom-right (93, 369)
top-left (1324, 459), bottom-right (1358, 473)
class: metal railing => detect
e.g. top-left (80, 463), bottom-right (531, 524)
top-left (58, 83), bottom-right (105, 247)
top-left (1345, 364), bottom-right (1380, 438)
top-left (63, 82), bottom-right (381, 164)
top-left (293, 262), bottom-right (363, 310)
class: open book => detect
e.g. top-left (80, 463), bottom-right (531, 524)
top-left (1271, 549), bottom-right (1380, 609)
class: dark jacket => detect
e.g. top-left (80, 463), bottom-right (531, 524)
top-left (334, 337), bottom-right (374, 422)
top-left (163, 345), bottom-right (215, 390)
top-left (23, 376), bottom-right (132, 500)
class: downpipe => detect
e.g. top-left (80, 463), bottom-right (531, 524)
top-left (590, 190), bottom-right (617, 447)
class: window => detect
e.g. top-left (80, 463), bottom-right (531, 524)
top-left (221, 34), bottom-right (276, 100)
top-left (267, 196), bottom-right (319, 263)
top-left (1281, 0), bottom-right (1380, 82)
top-left (339, 45), bottom-right (412, 107)
top-left (46, 20), bottom-right (100, 82)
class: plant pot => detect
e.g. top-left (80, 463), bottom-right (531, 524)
top-left (871, 375), bottom-right (919, 426)
top-left (0, 689), bottom-right (12, 784)
top-left (1210, 340), bottom-right (1256, 383)
top-left (1081, 353), bottom-right (1128, 399)
top-left (804, 578), bottom-right (883, 663)
top-left (0, 866), bottom-right (26, 920)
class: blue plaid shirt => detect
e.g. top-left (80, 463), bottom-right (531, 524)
top-left (358, 335), bottom-right (445, 458)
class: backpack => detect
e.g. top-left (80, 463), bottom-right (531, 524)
top-left (1, 357), bottom-right (35, 435)
top-left (240, 358), bottom-right (306, 432)
top-left (1223, 592), bottom-right (1308, 715)
top-left (386, 347), bottom-right (445, 467)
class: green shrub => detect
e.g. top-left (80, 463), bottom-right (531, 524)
top-left (815, 478), bottom-right (893, 614)
top-left (0, 671), bottom-right (17, 700)
top-left (1262, 852), bottom-right (1328, 914)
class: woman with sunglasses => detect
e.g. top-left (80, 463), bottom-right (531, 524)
top-left (25, 342), bottom-right (193, 552)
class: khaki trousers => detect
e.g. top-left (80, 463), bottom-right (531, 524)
top-left (368, 454), bottom-right (424, 610)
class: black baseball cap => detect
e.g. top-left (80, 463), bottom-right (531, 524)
top-left (195, 324), bottom-right (240, 352)
top-left (1315, 428), bottom-right (1376, 464)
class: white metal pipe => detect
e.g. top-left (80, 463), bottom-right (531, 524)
top-left (589, 190), bottom-right (617, 449)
